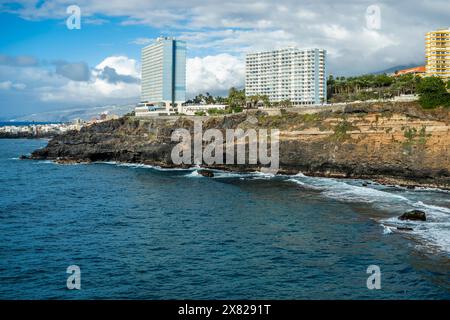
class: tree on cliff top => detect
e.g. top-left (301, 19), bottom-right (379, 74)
top-left (227, 87), bottom-right (246, 110)
top-left (417, 77), bottom-right (450, 109)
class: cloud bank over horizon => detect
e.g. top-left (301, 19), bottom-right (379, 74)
top-left (1, 0), bottom-right (449, 118)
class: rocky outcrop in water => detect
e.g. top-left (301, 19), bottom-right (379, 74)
top-left (29, 101), bottom-right (450, 189)
top-left (398, 210), bottom-right (427, 221)
top-left (198, 170), bottom-right (215, 178)
top-left (397, 226), bottom-right (414, 231)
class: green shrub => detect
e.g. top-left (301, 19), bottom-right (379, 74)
top-left (417, 77), bottom-right (450, 109)
top-left (331, 120), bottom-right (357, 141)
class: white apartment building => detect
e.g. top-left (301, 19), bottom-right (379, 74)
top-left (245, 48), bottom-right (327, 106)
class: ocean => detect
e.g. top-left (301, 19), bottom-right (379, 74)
top-left (0, 139), bottom-right (449, 299)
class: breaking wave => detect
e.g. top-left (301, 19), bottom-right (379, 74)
top-left (287, 174), bottom-right (450, 255)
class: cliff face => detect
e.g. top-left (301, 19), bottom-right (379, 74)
top-left (30, 102), bottom-right (450, 189)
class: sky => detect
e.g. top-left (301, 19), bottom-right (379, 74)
top-left (0, 0), bottom-right (449, 119)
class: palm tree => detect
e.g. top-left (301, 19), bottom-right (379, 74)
top-left (261, 95), bottom-right (271, 108)
top-left (227, 87), bottom-right (246, 109)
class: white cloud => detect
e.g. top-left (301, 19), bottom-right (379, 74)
top-left (187, 54), bottom-right (244, 96)
top-left (0, 81), bottom-right (27, 90)
top-left (95, 56), bottom-right (139, 77)
top-left (320, 24), bottom-right (351, 41)
top-left (0, 81), bottom-right (13, 90)
top-left (13, 83), bottom-right (27, 90)
top-left (38, 78), bottom-right (139, 103)
top-left (39, 56), bottom-right (140, 103)
top-left (2, 52), bottom-right (245, 108)
top-left (3, 0), bottom-right (450, 117)
top-left (6, 0), bottom-right (447, 75)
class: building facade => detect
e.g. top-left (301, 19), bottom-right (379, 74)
top-left (141, 37), bottom-right (186, 112)
top-left (425, 28), bottom-right (450, 80)
top-left (245, 48), bottom-right (327, 106)
top-left (180, 104), bottom-right (227, 116)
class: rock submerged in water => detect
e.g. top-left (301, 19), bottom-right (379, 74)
top-left (198, 170), bottom-right (214, 178)
top-left (398, 210), bottom-right (426, 221)
top-left (397, 226), bottom-right (414, 231)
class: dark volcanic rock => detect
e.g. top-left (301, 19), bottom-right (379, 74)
top-left (198, 170), bottom-right (214, 177)
top-left (398, 210), bottom-right (426, 221)
top-left (397, 226), bottom-right (414, 231)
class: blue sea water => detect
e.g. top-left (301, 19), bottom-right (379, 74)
top-left (0, 139), bottom-right (449, 299)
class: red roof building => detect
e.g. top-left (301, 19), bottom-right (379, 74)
top-left (394, 66), bottom-right (426, 77)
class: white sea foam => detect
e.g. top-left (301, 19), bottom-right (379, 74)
top-left (287, 175), bottom-right (450, 255)
top-left (381, 204), bottom-right (450, 254)
top-left (98, 161), bottom-right (119, 165)
top-left (381, 216), bottom-right (450, 253)
top-left (287, 178), bottom-right (306, 186)
top-left (412, 201), bottom-right (450, 216)
top-left (381, 224), bottom-right (395, 235)
top-left (35, 160), bottom-right (54, 165)
top-left (293, 172), bottom-right (307, 177)
top-left (185, 170), bottom-right (202, 178)
top-left (414, 186), bottom-right (450, 193)
top-left (213, 171), bottom-right (250, 178)
top-left (250, 171), bottom-right (276, 180)
top-left (117, 163), bottom-right (155, 169)
top-left (99, 161), bottom-right (195, 172)
top-left (288, 175), bottom-right (408, 204)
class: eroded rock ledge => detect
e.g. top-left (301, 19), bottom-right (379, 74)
top-left (28, 102), bottom-right (450, 189)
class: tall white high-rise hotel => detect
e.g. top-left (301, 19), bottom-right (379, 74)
top-left (141, 37), bottom-right (186, 112)
top-left (246, 48), bottom-right (327, 105)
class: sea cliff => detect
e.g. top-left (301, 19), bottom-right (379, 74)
top-left (29, 101), bottom-right (450, 189)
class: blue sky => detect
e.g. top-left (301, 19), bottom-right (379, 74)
top-left (0, 0), bottom-right (448, 119)
top-left (1, 13), bottom-right (148, 64)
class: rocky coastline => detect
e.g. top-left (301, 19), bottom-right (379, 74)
top-left (25, 101), bottom-right (450, 190)
top-left (0, 132), bottom-right (55, 139)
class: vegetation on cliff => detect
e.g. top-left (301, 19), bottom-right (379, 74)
top-left (327, 74), bottom-right (417, 102)
top-left (327, 74), bottom-right (450, 110)
top-left (188, 73), bottom-right (450, 113)
top-left (416, 77), bottom-right (450, 109)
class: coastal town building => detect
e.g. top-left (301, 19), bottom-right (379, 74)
top-left (140, 37), bottom-right (187, 114)
top-left (245, 48), bottom-right (327, 106)
top-left (425, 28), bottom-right (450, 80)
top-left (134, 105), bottom-right (169, 117)
top-left (0, 122), bottom-right (82, 138)
top-left (134, 104), bottom-right (227, 117)
top-left (180, 104), bottom-right (227, 116)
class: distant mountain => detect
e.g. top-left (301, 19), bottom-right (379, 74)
top-left (371, 64), bottom-right (421, 75)
top-left (7, 104), bottom-right (135, 122)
